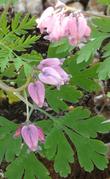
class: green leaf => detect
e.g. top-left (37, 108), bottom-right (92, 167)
top-left (48, 38), bottom-right (74, 58)
top-left (77, 35), bottom-right (107, 63)
top-left (24, 63), bottom-right (32, 77)
top-left (45, 128), bottom-right (74, 177)
top-left (92, 17), bottom-right (110, 33)
top-left (11, 14), bottom-right (36, 35)
top-left (46, 87), bottom-right (68, 112)
top-left (44, 107), bottom-right (110, 176)
top-left (0, 0), bottom-right (17, 5)
top-left (97, 0), bottom-right (110, 5)
top-left (68, 56), bottom-right (100, 92)
top-left (0, 47), bottom-right (12, 72)
top-left (66, 129), bottom-right (108, 172)
top-left (11, 35), bottom-right (39, 51)
top-left (36, 120), bottom-right (54, 134)
top-left (98, 58), bottom-right (110, 80)
top-left (0, 116), bottom-right (21, 162)
top-left (0, 12), bottom-right (9, 35)
top-left (5, 152), bottom-right (51, 179)
top-left (46, 84), bottom-right (82, 112)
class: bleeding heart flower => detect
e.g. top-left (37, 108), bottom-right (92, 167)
top-left (21, 124), bottom-right (45, 151)
top-left (37, 127), bottom-right (45, 143)
top-left (13, 125), bottom-right (22, 138)
top-left (67, 13), bottom-right (91, 45)
top-left (37, 58), bottom-right (62, 70)
top-left (38, 67), bottom-right (64, 88)
top-left (54, 66), bottom-right (70, 83)
top-left (37, 4), bottom-right (91, 45)
top-left (37, 7), bottom-right (54, 33)
top-left (28, 80), bottom-right (45, 108)
top-left (14, 124), bottom-right (45, 152)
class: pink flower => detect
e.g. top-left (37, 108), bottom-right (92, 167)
top-left (37, 127), bottom-right (45, 143)
top-left (37, 58), bottom-right (70, 89)
top-left (28, 80), bottom-right (45, 108)
top-left (39, 67), bottom-right (64, 88)
top-left (37, 6), bottom-right (91, 45)
top-left (13, 125), bottom-right (22, 138)
top-left (46, 14), bottom-right (67, 41)
top-left (54, 66), bottom-right (70, 83)
top-left (37, 7), bottom-right (54, 33)
top-left (67, 13), bottom-right (91, 45)
top-left (14, 124), bottom-right (45, 152)
top-left (37, 58), bottom-right (62, 70)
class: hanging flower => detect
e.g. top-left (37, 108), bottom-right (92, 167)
top-left (28, 58), bottom-right (70, 107)
top-left (37, 4), bottom-right (91, 45)
top-left (39, 66), bottom-right (64, 88)
top-left (14, 124), bottom-right (45, 152)
top-left (28, 80), bottom-right (45, 108)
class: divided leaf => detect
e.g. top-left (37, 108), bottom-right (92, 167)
top-left (48, 38), bottom-right (74, 58)
top-left (68, 56), bottom-right (100, 92)
top-left (98, 58), bottom-right (110, 80)
top-left (45, 128), bottom-right (74, 177)
top-left (45, 107), bottom-right (110, 176)
top-left (0, 116), bottom-right (21, 162)
top-left (5, 152), bottom-right (51, 179)
top-left (46, 85), bottom-right (82, 112)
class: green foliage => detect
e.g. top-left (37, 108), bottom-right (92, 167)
top-left (0, 12), bottom-right (40, 79)
top-left (68, 56), bottom-right (100, 92)
top-left (98, 58), bottom-right (110, 80)
top-left (77, 35), bottom-right (107, 63)
top-left (45, 107), bottom-right (110, 176)
top-left (0, 0), bottom-right (17, 5)
top-left (0, 6), bottom-right (110, 179)
top-left (97, 0), bottom-right (110, 5)
top-left (48, 38), bottom-right (74, 58)
top-left (98, 41), bottom-right (110, 80)
top-left (0, 116), bottom-right (21, 162)
top-left (0, 116), bottom-right (51, 179)
top-left (5, 151), bottom-right (50, 179)
top-left (46, 85), bottom-right (82, 112)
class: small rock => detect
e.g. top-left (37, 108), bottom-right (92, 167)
top-left (15, 0), bottom-right (43, 15)
top-left (88, 0), bottom-right (105, 14)
top-left (68, 2), bottom-right (84, 11)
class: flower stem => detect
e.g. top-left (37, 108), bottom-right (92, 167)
top-left (13, 91), bottom-right (54, 121)
top-left (24, 91), bottom-right (30, 122)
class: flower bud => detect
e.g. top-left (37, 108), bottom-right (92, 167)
top-left (38, 67), bottom-right (64, 88)
top-left (28, 80), bottom-right (45, 108)
top-left (21, 124), bottom-right (41, 152)
top-left (37, 58), bottom-right (62, 70)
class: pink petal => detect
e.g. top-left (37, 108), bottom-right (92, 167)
top-left (37, 7), bottom-right (54, 33)
top-left (21, 124), bottom-right (39, 151)
top-left (77, 14), bottom-right (87, 39)
top-left (37, 58), bottom-right (62, 70)
top-left (37, 127), bottom-right (45, 143)
top-left (38, 67), bottom-right (64, 87)
top-left (54, 66), bottom-right (70, 83)
top-left (68, 15), bottom-right (77, 38)
top-left (28, 80), bottom-right (45, 108)
top-left (14, 126), bottom-right (22, 138)
top-left (68, 36), bottom-right (78, 45)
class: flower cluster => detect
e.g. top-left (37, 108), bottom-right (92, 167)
top-left (14, 124), bottom-right (45, 152)
top-left (28, 58), bottom-right (70, 107)
top-left (37, 4), bottom-right (91, 45)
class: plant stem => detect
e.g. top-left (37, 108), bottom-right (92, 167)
top-left (24, 91), bottom-right (30, 121)
top-left (35, 106), bottom-right (55, 120)
top-left (64, 5), bottom-right (110, 19)
top-left (13, 91), bottom-right (54, 121)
